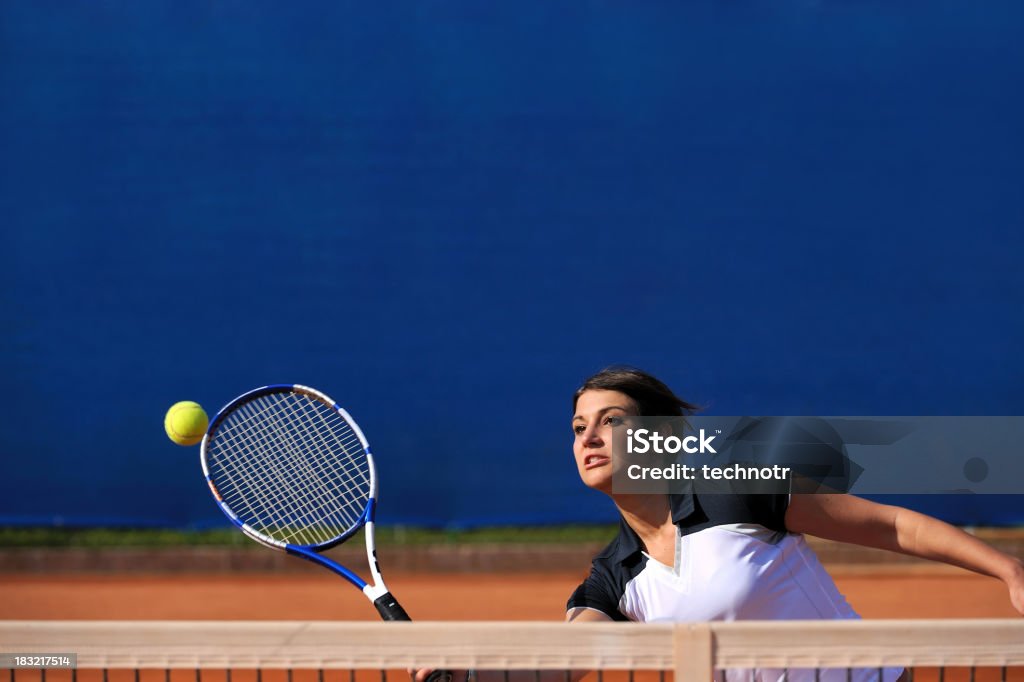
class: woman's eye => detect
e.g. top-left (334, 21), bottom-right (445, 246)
top-left (573, 424), bottom-right (586, 435)
top-left (605, 416), bottom-right (622, 426)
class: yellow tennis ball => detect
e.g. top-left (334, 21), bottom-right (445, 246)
top-left (164, 401), bottom-right (209, 447)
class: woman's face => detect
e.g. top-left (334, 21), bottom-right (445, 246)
top-left (572, 389), bottom-right (639, 493)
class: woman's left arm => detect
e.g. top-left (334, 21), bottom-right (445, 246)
top-left (786, 494), bottom-right (1024, 615)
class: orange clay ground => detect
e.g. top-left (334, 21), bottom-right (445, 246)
top-left (0, 568), bottom-right (1020, 620)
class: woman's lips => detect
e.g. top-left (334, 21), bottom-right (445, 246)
top-left (584, 454), bottom-right (610, 470)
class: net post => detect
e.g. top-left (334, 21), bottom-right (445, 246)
top-left (673, 623), bottom-right (713, 682)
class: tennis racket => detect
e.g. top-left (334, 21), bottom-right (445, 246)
top-left (200, 384), bottom-right (449, 678)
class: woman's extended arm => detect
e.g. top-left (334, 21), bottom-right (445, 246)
top-left (785, 493), bottom-right (1024, 615)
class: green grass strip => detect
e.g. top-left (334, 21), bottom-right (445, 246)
top-left (0, 525), bottom-right (618, 548)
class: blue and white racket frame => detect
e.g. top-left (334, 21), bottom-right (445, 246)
top-left (199, 383), bottom-right (412, 621)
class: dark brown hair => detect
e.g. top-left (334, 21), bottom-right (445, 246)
top-left (573, 366), bottom-right (700, 417)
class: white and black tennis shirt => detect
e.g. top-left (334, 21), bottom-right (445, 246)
top-left (568, 493), bottom-right (902, 682)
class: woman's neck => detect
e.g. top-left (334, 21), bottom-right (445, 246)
top-left (612, 494), bottom-right (673, 537)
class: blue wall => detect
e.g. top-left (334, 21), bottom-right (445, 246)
top-left (2, 1), bottom-right (1022, 528)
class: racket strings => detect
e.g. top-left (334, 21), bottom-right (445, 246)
top-left (278, 396), bottom-right (371, 522)
top-left (210, 400), bottom-right (344, 545)
top-left (218, 399), bottom-right (354, 544)
top-left (211, 396), bottom-right (368, 545)
top-left (205, 392), bottom-right (372, 546)
top-left (214, 398), bottom-right (335, 540)
top-left (241, 397), bottom-right (362, 534)
top-left (231, 395), bottom-right (370, 540)
top-left (217, 401), bottom-right (320, 533)
top-left (271, 399), bottom-right (370, 540)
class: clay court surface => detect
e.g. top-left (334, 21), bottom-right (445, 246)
top-left (1, 569), bottom-right (1020, 620)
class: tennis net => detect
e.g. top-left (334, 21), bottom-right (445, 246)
top-left (2, 620), bottom-right (1022, 682)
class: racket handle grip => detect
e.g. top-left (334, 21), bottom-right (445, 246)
top-left (373, 592), bottom-right (413, 621)
top-left (374, 594), bottom-right (454, 682)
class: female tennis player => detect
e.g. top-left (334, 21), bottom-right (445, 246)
top-left (565, 367), bottom-right (1023, 629)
